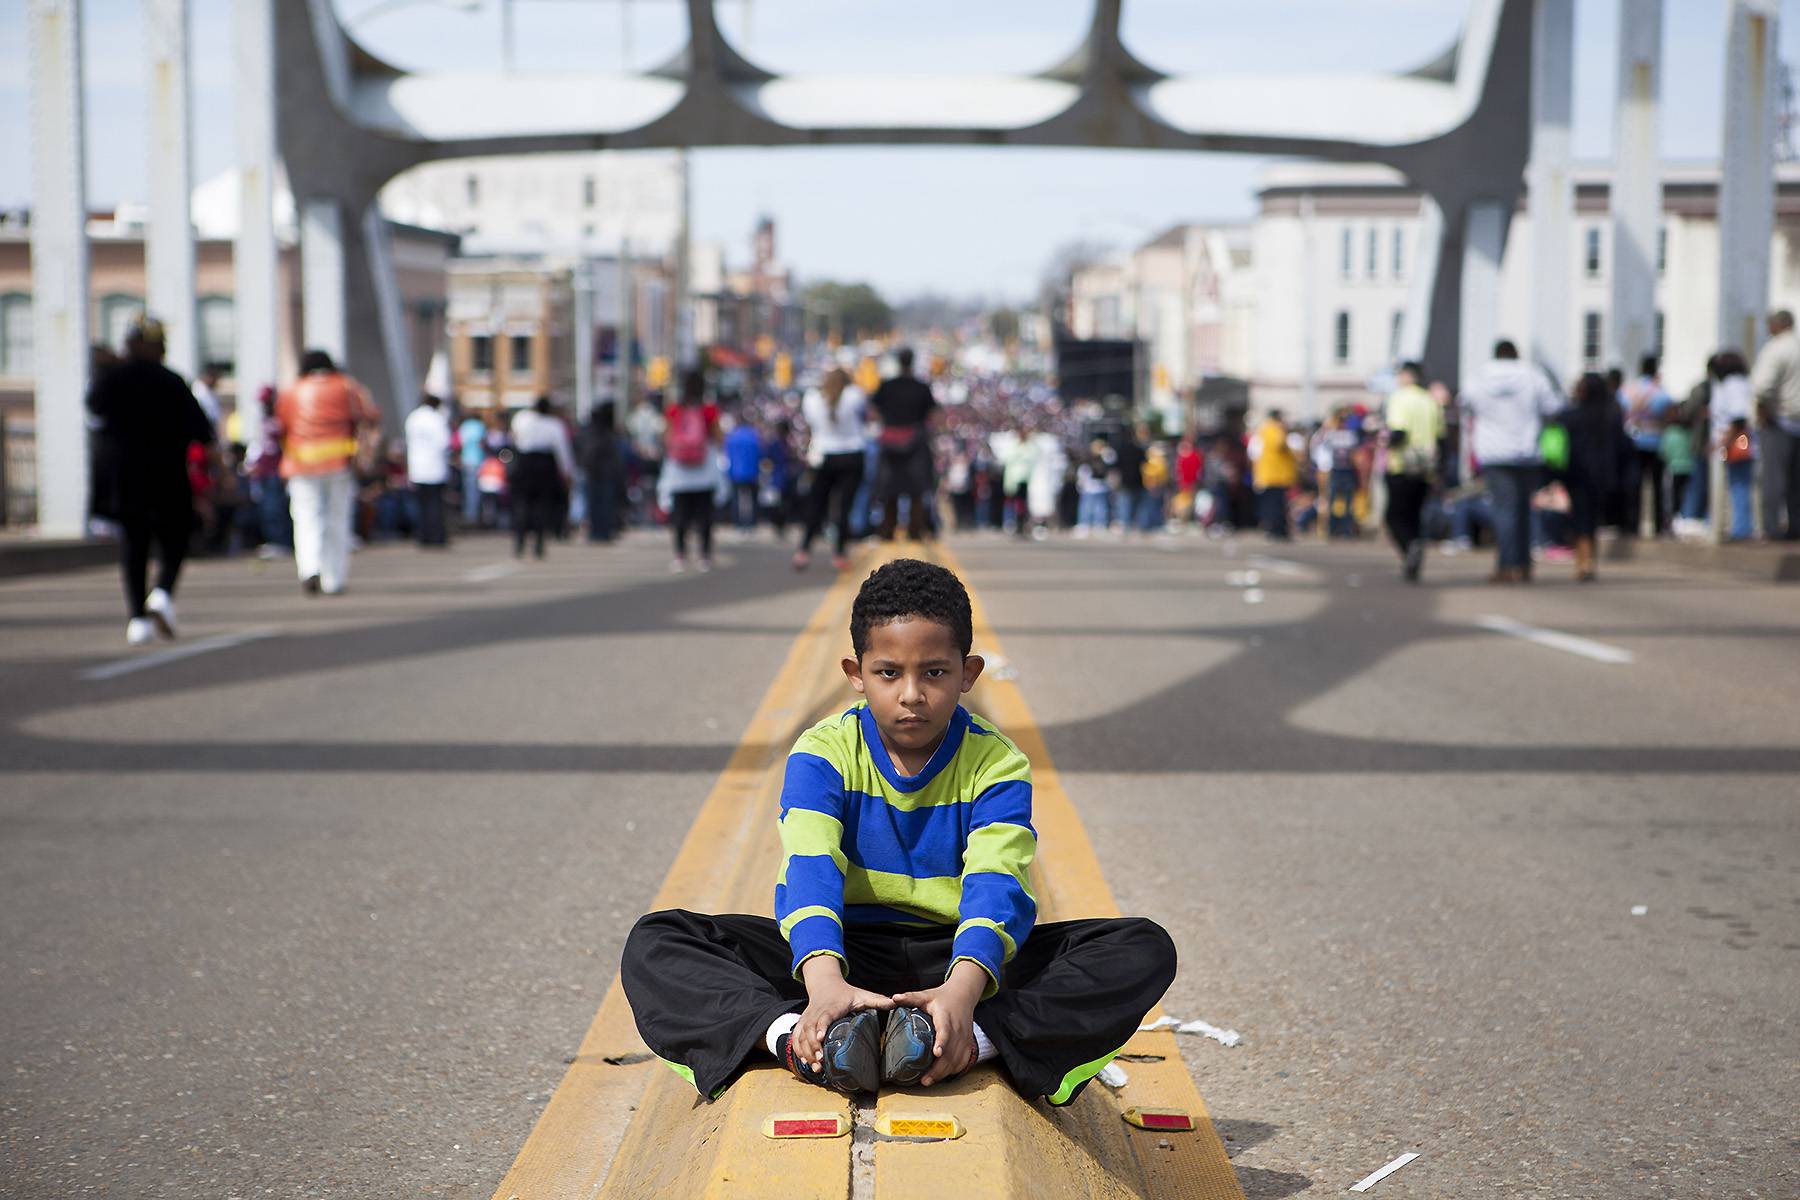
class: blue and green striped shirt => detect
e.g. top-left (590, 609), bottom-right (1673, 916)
top-left (775, 703), bottom-right (1036, 997)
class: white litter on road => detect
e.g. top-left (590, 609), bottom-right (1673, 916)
top-left (1225, 569), bottom-right (1263, 588)
top-left (1248, 556), bottom-right (1307, 577)
top-left (81, 628), bottom-right (278, 682)
top-left (1630, 904), bottom-right (1648, 916)
top-left (1097, 1062), bottom-right (1129, 1089)
top-left (1242, 588), bottom-right (1265, 605)
top-left (464, 561), bottom-right (521, 583)
top-left (1473, 614), bottom-right (1634, 665)
top-left (1138, 1015), bottom-right (1243, 1048)
top-left (1349, 1151), bottom-right (1419, 1192)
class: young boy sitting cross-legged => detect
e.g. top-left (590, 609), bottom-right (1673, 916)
top-left (623, 558), bottom-right (1176, 1102)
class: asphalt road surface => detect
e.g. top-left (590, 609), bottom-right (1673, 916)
top-left (2, 529), bottom-right (1795, 1198)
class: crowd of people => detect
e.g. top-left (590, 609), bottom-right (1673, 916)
top-left (84, 307), bottom-right (1800, 644)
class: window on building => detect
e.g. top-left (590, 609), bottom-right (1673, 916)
top-left (1333, 311), bottom-right (1352, 364)
top-left (1656, 226), bottom-right (1667, 275)
top-left (1584, 227), bottom-right (1602, 278)
top-left (1367, 227), bottom-right (1379, 278)
top-left (509, 333), bottom-right (533, 379)
top-left (1390, 310), bottom-right (1405, 360)
top-left (1654, 310), bottom-right (1664, 357)
top-left (583, 176), bottom-right (597, 208)
top-left (471, 334), bottom-right (494, 373)
top-left (0, 293), bottom-right (31, 377)
top-left (197, 296), bottom-right (235, 374)
top-left (466, 174), bottom-right (480, 206)
top-left (98, 293), bottom-right (145, 353)
top-left (1340, 228), bottom-right (1354, 279)
top-left (1392, 227), bottom-right (1405, 279)
top-left (1582, 311), bottom-right (1603, 366)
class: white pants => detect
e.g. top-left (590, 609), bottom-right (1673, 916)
top-left (288, 469), bottom-right (356, 593)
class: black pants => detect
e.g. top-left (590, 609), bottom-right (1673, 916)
top-left (1568, 479), bottom-right (1601, 538)
top-left (1624, 448), bottom-right (1666, 536)
top-left (1383, 473), bottom-right (1429, 557)
top-left (670, 488), bottom-right (715, 559)
top-left (120, 506), bottom-right (190, 618)
top-left (512, 452), bottom-right (560, 557)
top-left (800, 452), bottom-right (864, 557)
top-left (621, 910), bottom-right (1176, 1104)
top-left (415, 483), bottom-right (447, 546)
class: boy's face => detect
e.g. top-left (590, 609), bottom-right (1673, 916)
top-left (843, 618), bottom-right (984, 760)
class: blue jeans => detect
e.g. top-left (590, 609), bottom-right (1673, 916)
top-left (1113, 489), bottom-right (1142, 529)
top-left (1727, 459), bottom-right (1755, 539)
top-left (1327, 467), bottom-right (1359, 538)
top-left (1682, 462), bottom-right (1708, 520)
top-left (461, 464), bottom-right (483, 524)
top-left (253, 477), bottom-right (292, 548)
top-left (1484, 463), bottom-right (1536, 570)
top-left (1077, 491), bottom-right (1110, 529)
top-left (1137, 488), bottom-right (1167, 531)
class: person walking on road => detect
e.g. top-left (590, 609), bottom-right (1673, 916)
top-left (509, 396), bottom-right (575, 560)
top-left (724, 413), bottom-right (764, 534)
top-left (1249, 409), bottom-right (1297, 540)
top-left (1712, 351), bottom-right (1759, 542)
top-left (278, 350), bottom-right (381, 596)
top-left (662, 369), bottom-right (722, 572)
top-left (1560, 372), bottom-right (1629, 582)
top-left (1620, 355), bottom-right (1673, 537)
top-left (794, 366), bottom-right (867, 572)
top-left (1750, 309), bottom-right (1800, 539)
top-left (405, 393), bottom-right (452, 548)
top-left (457, 408), bottom-right (488, 527)
top-left (580, 402), bottom-right (623, 543)
top-left (870, 347), bottom-right (938, 541)
top-left (86, 318), bottom-right (215, 645)
top-left (1382, 362), bottom-right (1442, 582)
top-left (1459, 340), bottom-right (1562, 583)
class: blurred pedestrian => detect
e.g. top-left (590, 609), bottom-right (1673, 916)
top-left (278, 349), bottom-right (380, 596)
top-left (1383, 362), bottom-right (1442, 582)
top-left (1459, 340), bottom-right (1562, 583)
top-left (405, 393), bottom-right (452, 547)
top-left (794, 366), bottom-right (865, 572)
top-left (1249, 409), bottom-right (1297, 540)
top-left (580, 402), bottom-right (623, 543)
top-left (1620, 355), bottom-right (1672, 537)
top-left (1751, 309), bottom-right (1800, 539)
top-left (1560, 372), bottom-right (1629, 582)
top-left (871, 347), bottom-right (937, 541)
top-left (457, 407), bottom-right (488, 527)
top-left (86, 317), bottom-right (215, 644)
top-left (663, 369), bottom-right (722, 572)
top-left (1712, 351), bottom-right (1757, 541)
top-left (509, 395), bottom-right (574, 560)
top-left (246, 385), bottom-right (291, 555)
top-left (725, 413), bottom-right (763, 533)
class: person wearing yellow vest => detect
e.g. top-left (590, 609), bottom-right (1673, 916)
top-left (1249, 410), bottom-right (1298, 540)
top-left (1382, 362), bottom-right (1444, 583)
top-left (276, 349), bottom-right (381, 596)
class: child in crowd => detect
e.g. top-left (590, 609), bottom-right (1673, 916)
top-left (623, 559), bottom-right (1176, 1103)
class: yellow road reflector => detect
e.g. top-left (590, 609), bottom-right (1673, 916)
top-left (1121, 1107), bottom-right (1196, 1133)
top-left (762, 1112), bottom-right (850, 1140)
top-left (875, 1112), bottom-right (965, 1140)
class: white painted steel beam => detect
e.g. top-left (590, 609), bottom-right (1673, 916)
top-left (1397, 195), bottom-right (1443, 365)
top-left (233, 0), bottom-right (277, 445)
top-left (1458, 200), bottom-right (1507, 393)
top-left (299, 199), bottom-right (347, 365)
top-left (573, 261), bottom-right (595, 421)
top-left (1717, 0), bottom-right (1779, 358)
top-left (1608, 0), bottom-right (1661, 372)
top-left (27, 0), bottom-right (90, 537)
top-left (1527, 0), bottom-right (1574, 387)
top-left (362, 206), bottom-right (417, 429)
top-left (146, 0), bottom-right (197, 381)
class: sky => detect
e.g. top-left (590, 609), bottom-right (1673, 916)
top-left (1, 0), bottom-right (1797, 300)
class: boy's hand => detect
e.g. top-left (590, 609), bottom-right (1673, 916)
top-left (793, 956), bottom-right (893, 1070)
top-left (892, 960), bottom-right (988, 1086)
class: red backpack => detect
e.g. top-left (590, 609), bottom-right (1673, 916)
top-left (667, 405), bottom-right (710, 466)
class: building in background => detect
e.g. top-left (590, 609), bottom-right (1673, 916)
top-left (1068, 160), bottom-right (1800, 424)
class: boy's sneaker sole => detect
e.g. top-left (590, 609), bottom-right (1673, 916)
top-left (881, 1006), bottom-right (935, 1086)
top-left (821, 1008), bottom-right (883, 1095)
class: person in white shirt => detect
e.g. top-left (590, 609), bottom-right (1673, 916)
top-left (792, 367), bottom-right (868, 571)
top-left (404, 393), bottom-right (453, 546)
top-left (509, 396), bottom-right (575, 560)
top-left (1458, 339), bottom-right (1563, 583)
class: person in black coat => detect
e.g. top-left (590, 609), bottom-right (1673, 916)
top-left (87, 318), bottom-right (215, 642)
top-left (1559, 372), bottom-right (1629, 582)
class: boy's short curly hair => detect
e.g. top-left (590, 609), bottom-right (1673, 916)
top-left (850, 559), bottom-right (973, 659)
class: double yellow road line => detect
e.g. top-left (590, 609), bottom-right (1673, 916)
top-left (489, 544), bottom-right (1244, 1200)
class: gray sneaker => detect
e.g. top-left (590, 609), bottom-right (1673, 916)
top-left (881, 1006), bottom-right (935, 1086)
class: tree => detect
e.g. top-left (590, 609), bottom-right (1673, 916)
top-left (803, 281), bottom-right (893, 343)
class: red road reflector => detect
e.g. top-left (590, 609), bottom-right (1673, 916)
top-left (874, 1112), bottom-right (965, 1140)
top-left (1121, 1107), bottom-right (1196, 1133)
top-left (762, 1112), bottom-right (850, 1139)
